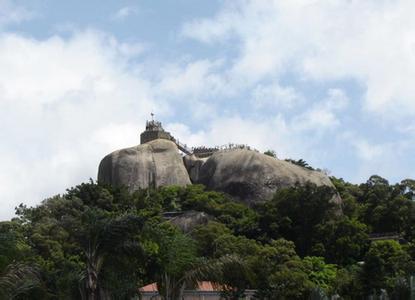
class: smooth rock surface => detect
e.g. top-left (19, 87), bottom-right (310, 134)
top-left (191, 149), bottom-right (337, 205)
top-left (98, 139), bottom-right (191, 190)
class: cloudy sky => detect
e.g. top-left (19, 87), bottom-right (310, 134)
top-left (1, 0), bottom-right (415, 219)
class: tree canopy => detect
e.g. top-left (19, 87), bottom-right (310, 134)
top-left (1, 173), bottom-right (415, 299)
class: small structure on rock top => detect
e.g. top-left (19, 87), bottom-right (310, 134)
top-left (140, 114), bottom-right (192, 155)
top-left (140, 114), bottom-right (173, 144)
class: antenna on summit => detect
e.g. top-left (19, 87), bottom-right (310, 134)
top-left (150, 112), bottom-right (154, 121)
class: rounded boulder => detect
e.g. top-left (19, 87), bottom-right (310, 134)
top-left (192, 149), bottom-right (337, 205)
top-left (98, 139), bottom-right (191, 191)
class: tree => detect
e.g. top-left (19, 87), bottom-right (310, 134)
top-left (70, 209), bottom-right (143, 300)
top-left (358, 175), bottom-right (413, 234)
top-left (0, 221), bottom-right (32, 272)
top-left (7, 176), bottom-right (415, 299)
top-left (315, 217), bottom-right (369, 265)
top-left (152, 226), bottom-right (246, 300)
top-left (285, 159), bottom-right (314, 170)
top-left (251, 239), bottom-right (313, 299)
top-left (191, 221), bottom-right (232, 257)
top-left (330, 177), bottom-right (362, 218)
top-left (0, 221), bottom-right (44, 299)
top-left (257, 183), bottom-right (338, 256)
top-left (0, 263), bottom-right (42, 300)
top-left (399, 179), bottom-right (415, 200)
top-left (155, 230), bottom-right (199, 300)
top-left (15, 182), bottom-right (146, 299)
top-left (361, 240), bottom-right (415, 296)
top-left (263, 150), bottom-right (277, 158)
top-left (303, 256), bottom-right (337, 295)
top-left (171, 185), bottom-right (259, 238)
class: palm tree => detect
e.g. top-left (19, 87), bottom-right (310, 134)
top-left (157, 233), bottom-right (245, 300)
top-left (158, 256), bottom-right (243, 300)
top-left (0, 263), bottom-right (41, 299)
top-left (70, 209), bottom-right (143, 300)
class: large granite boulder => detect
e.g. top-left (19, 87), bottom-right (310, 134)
top-left (98, 138), bottom-right (339, 207)
top-left (98, 139), bottom-right (191, 191)
top-left (185, 149), bottom-right (338, 205)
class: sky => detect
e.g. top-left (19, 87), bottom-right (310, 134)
top-left (1, 0), bottom-right (415, 220)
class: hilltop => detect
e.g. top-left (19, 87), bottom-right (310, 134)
top-left (98, 118), bottom-right (339, 206)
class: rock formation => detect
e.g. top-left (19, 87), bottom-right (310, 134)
top-left (97, 118), bottom-right (339, 205)
top-left (183, 149), bottom-right (337, 205)
top-left (98, 139), bottom-right (191, 191)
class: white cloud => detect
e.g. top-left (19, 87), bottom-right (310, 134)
top-left (166, 110), bottom-right (339, 165)
top-left (344, 134), bottom-right (414, 183)
top-left (251, 82), bottom-right (303, 110)
top-left (293, 88), bottom-right (349, 132)
top-left (354, 140), bottom-right (384, 162)
top-left (183, 0), bottom-right (415, 121)
top-left (0, 30), bottom-right (158, 220)
top-left (111, 6), bottom-right (138, 21)
top-left (157, 59), bottom-right (225, 99)
top-left (0, 0), bottom-right (34, 27)
top-left (167, 116), bottom-right (293, 156)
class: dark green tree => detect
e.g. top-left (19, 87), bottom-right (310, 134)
top-left (315, 217), bottom-right (369, 264)
top-left (251, 239), bottom-right (313, 299)
top-left (361, 240), bottom-right (415, 296)
top-left (263, 150), bottom-right (277, 158)
top-left (257, 183), bottom-right (338, 256)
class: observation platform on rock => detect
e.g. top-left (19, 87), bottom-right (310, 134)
top-left (140, 116), bottom-right (258, 158)
top-left (140, 118), bottom-right (192, 155)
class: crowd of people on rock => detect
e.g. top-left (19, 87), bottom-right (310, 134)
top-left (191, 143), bottom-right (258, 155)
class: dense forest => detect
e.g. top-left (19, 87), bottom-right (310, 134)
top-left (1, 169), bottom-right (415, 299)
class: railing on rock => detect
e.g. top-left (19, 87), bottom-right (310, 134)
top-left (170, 137), bottom-right (192, 155)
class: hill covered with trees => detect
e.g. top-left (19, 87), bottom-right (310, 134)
top-left (1, 173), bottom-right (415, 299)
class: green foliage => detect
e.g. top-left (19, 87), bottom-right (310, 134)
top-left (13, 182), bottom-right (148, 299)
top-left (256, 183), bottom-right (338, 256)
top-left (250, 239), bottom-right (313, 299)
top-left (2, 173), bottom-right (415, 299)
top-left (263, 150), bottom-right (277, 158)
top-left (303, 256), bottom-right (337, 294)
top-left (315, 217), bottom-right (369, 265)
top-left (358, 175), bottom-right (413, 235)
top-left (285, 158), bottom-right (314, 170)
top-left (361, 240), bottom-right (415, 296)
top-left (191, 221), bottom-right (232, 257)
top-left (0, 263), bottom-right (44, 300)
top-left (0, 221), bottom-right (32, 271)
top-left (157, 184), bottom-right (259, 238)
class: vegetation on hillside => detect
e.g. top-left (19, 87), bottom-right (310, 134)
top-left (1, 173), bottom-right (415, 299)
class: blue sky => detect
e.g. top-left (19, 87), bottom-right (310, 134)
top-left (1, 0), bottom-right (415, 219)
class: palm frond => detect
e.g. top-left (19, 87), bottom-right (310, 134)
top-left (182, 254), bottom-right (246, 287)
top-left (0, 263), bottom-right (41, 299)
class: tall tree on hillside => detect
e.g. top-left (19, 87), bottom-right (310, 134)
top-left (361, 240), bottom-right (415, 297)
top-left (15, 182), bottom-right (146, 300)
top-left (69, 209), bottom-right (143, 300)
top-left (358, 175), bottom-right (413, 234)
top-left (152, 227), bottom-right (247, 300)
top-left (257, 183), bottom-right (338, 256)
